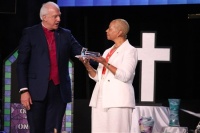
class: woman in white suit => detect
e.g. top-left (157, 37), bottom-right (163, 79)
top-left (79, 18), bottom-right (138, 133)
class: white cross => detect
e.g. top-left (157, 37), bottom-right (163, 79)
top-left (137, 32), bottom-right (171, 102)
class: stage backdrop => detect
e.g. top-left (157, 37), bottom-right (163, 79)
top-left (1, 0), bottom-right (200, 132)
top-left (3, 50), bottom-right (74, 133)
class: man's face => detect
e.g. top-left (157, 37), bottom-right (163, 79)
top-left (43, 7), bottom-right (61, 30)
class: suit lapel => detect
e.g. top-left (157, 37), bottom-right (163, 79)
top-left (38, 24), bottom-right (49, 51)
top-left (109, 41), bottom-right (128, 63)
top-left (37, 24), bottom-right (61, 62)
top-left (54, 30), bottom-right (60, 60)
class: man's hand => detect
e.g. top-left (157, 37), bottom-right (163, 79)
top-left (20, 91), bottom-right (32, 110)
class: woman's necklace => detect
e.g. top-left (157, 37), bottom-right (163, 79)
top-left (102, 47), bottom-right (118, 74)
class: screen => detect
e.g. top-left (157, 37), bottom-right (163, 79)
top-left (57, 0), bottom-right (200, 7)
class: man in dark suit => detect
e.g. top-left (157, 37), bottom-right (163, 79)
top-left (16, 1), bottom-right (83, 133)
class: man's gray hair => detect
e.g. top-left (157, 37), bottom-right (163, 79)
top-left (39, 1), bottom-right (60, 20)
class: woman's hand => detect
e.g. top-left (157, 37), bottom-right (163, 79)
top-left (90, 56), bottom-right (107, 66)
top-left (79, 56), bottom-right (97, 77)
top-left (79, 57), bottom-right (90, 66)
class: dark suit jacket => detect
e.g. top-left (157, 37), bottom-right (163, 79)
top-left (17, 24), bottom-right (83, 103)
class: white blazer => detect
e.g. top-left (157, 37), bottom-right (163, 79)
top-left (89, 40), bottom-right (138, 109)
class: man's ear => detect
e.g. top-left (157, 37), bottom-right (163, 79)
top-left (42, 15), bottom-right (46, 21)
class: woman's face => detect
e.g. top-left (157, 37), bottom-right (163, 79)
top-left (106, 21), bottom-right (120, 41)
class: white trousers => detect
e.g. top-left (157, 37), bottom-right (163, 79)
top-left (91, 77), bottom-right (133, 133)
